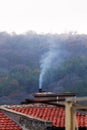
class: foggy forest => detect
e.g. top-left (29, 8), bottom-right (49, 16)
top-left (0, 31), bottom-right (87, 104)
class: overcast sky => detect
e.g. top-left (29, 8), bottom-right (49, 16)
top-left (0, 0), bottom-right (87, 34)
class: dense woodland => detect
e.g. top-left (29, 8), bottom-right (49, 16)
top-left (0, 31), bottom-right (87, 104)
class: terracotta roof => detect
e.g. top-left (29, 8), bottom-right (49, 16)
top-left (10, 107), bottom-right (87, 128)
top-left (0, 111), bottom-right (22, 130)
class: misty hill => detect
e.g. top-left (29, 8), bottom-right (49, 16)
top-left (0, 31), bottom-right (87, 104)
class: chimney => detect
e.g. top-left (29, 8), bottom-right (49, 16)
top-left (38, 88), bottom-right (42, 93)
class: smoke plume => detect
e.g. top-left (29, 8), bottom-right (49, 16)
top-left (39, 49), bottom-right (57, 89)
top-left (39, 33), bottom-right (87, 89)
top-left (39, 36), bottom-right (67, 89)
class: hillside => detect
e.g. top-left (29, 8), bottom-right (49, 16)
top-left (0, 32), bottom-right (87, 104)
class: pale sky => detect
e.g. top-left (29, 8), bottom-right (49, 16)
top-left (0, 0), bottom-right (87, 34)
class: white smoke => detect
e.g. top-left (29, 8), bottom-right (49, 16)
top-left (39, 34), bottom-right (76, 89)
top-left (39, 50), bottom-right (57, 88)
top-left (39, 39), bottom-right (63, 89)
